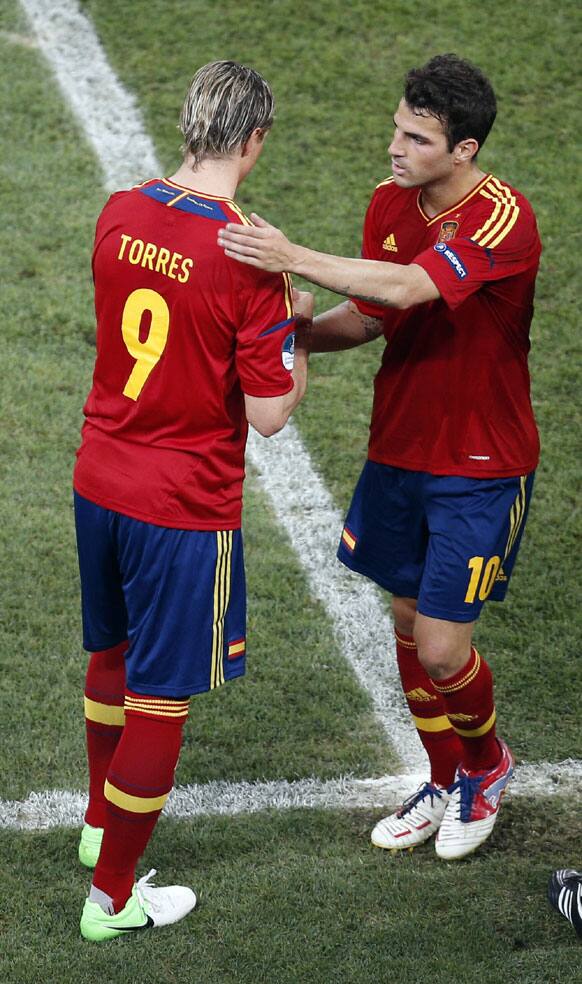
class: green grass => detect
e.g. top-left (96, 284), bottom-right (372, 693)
top-left (1, 802), bottom-right (579, 984)
top-left (1, 0), bottom-right (581, 978)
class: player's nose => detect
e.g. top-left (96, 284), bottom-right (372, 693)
top-left (388, 135), bottom-right (404, 158)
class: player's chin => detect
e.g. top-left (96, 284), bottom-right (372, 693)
top-left (391, 171), bottom-right (416, 188)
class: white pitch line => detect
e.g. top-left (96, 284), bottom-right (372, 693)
top-left (18, 0), bottom-right (423, 772)
top-left (247, 428), bottom-right (421, 767)
top-left (2, 759), bottom-right (581, 831)
top-left (18, 0), bottom-right (158, 192)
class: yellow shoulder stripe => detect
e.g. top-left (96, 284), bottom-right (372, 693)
top-left (282, 271), bottom-right (294, 318)
top-left (228, 201), bottom-right (252, 226)
top-left (472, 177), bottom-right (520, 249)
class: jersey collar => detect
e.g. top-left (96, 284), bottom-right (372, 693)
top-left (416, 173), bottom-right (491, 226)
top-left (161, 176), bottom-right (236, 205)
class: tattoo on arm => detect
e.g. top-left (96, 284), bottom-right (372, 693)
top-left (359, 313), bottom-right (384, 342)
top-left (311, 279), bottom-right (390, 310)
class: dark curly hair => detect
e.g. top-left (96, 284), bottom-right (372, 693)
top-left (404, 54), bottom-right (497, 154)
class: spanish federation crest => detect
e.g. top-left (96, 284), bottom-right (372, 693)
top-left (437, 220), bottom-right (459, 243)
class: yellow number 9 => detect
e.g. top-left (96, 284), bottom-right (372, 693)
top-left (121, 288), bottom-right (170, 401)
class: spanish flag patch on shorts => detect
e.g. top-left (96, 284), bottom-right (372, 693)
top-left (227, 638), bottom-right (246, 660)
top-left (341, 526), bottom-right (357, 552)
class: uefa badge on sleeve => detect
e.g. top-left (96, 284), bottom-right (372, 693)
top-left (282, 332), bottom-right (295, 370)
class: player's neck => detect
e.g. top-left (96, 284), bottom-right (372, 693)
top-left (420, 165), bottom-right (486, 218)
top-left (168, 155), bottom-right (240, 200)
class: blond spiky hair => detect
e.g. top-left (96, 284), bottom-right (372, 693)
top-left (179, 60), bottom-right (274, 166)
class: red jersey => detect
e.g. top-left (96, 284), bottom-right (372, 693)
top-left (353, 173), bottom-right (541, 477)
top-left (74, 178), bottom-right (296, 529)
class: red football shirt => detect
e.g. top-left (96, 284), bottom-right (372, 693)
top-left (353, 173), bottom-right (541, 477)
top-left (74, 178), bottom-right (296, 529)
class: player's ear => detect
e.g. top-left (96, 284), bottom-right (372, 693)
top-left (241, 128), bottom-right (267, 157)
top-left (454, 137), bottom-right (479, 163)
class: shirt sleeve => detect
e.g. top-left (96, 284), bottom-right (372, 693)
top-left (413, 199), bottom-right (541, 311)
top-left (235, 268), bottom-right (296, 397)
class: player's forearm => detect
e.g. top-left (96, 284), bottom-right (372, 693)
top-left (288, 245), bottom-right (412, 309)
top-left (285, 344), bottom-right (309, 415)
top-left (267, 347), bottom-right (308, 434)
top-left (299, 301), bottom-right (383, 352)
top-left (245, 347), bottom-right (308, 438)
top-left (219, 217), bottom-right (438, 309)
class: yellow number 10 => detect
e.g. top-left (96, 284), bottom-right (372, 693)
top-left (464, 555), bottom-right (501, 604)
top-left (121, 288), bottom-right (170, 400)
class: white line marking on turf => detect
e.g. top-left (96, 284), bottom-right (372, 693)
top-left (18, 0), bottom-right (424, 773)
top-left (18, 0), bottom-right (158, 192)
top-left (247, 428), bottom-right (422, 768)
top-left (2, 759), bottom-right (582, 830)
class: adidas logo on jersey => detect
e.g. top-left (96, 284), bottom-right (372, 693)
top-left (405, 687), bottom-right (437, 702)
top-left (382, 234), bottom-right (398, 252)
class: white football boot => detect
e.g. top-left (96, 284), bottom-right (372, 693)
top-left (371, 781), bottom-right (450, 851)
top-left (435, 739), bottom-right (514, 860)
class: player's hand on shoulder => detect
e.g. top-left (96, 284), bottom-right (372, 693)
top-left (218, 213), bottom-right (295, 272)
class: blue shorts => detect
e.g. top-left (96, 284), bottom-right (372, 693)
top-left (74, 492), bottom-right (246, 696)
top-left (337, 462), bottom-right (535, 622)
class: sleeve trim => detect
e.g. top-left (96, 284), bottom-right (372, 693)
top-left (242, 378), bottom-right (294, 398)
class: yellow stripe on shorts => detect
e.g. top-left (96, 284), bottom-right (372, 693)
top-left (210, 531), bottom-right (233, 689)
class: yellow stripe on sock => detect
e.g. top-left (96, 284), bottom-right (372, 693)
top-left (124, 697), bottom-right (190, 719)
top-left (451, 708), bottom-right (497, 738)
top-left (104, 779), bottom-right (169, 814)
top-left (412, 713), bottom-right (453, 733)
top-left (395, 632), bottom-right (417, 649)
top-left (84, 696), bottom-right (125, 727)
top-left (434, 651), bottom-right (480, 694)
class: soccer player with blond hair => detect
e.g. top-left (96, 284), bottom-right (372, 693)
top-left (219, 54), bottom-right (541, 861)
top-left (74, 60), bottom-right (311, 941)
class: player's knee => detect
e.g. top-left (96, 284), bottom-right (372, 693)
top-left (391, 596), bottom-right (417, 635)
top-left (415, 641), bottom-right (453, 679)
top-left (414, 637), bottom-right (469, 680)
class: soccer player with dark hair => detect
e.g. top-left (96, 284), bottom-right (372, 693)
top-left (74, 60), bottom-right (311, 941)
top-left (218, 54), bottom-right (541, 860)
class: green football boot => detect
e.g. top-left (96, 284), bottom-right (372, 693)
top-left (80, 869), bottom-right (197, 942)
top-left (78, 823), bottom-right (104, 869)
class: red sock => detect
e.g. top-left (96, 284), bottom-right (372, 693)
top-left (92, 691), bottom-right (190, 912)
top-left (84, 642), bottom-right (127, 828)
top-left (433, 647), bottom-right (499, 772)
top-left (395, 631), bottom-right (462, 786)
